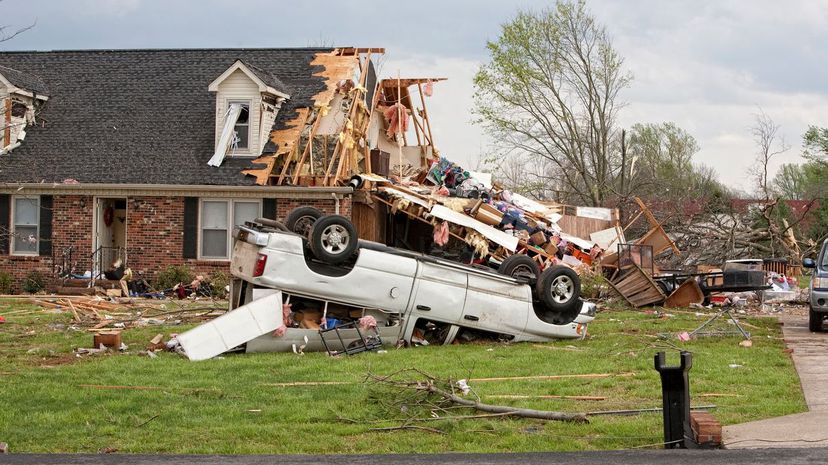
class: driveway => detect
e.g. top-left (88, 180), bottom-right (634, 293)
top-left (722, 313), bottom-right (828, 448)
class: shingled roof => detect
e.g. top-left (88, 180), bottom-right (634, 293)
top-left (240, 60), bottom-right (292, 97)
top-left (0, 48), bottom-right (333, 186)
top-left (0, 64), bottom-right (49, 95)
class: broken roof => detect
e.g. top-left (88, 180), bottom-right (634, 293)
top-left (0, 64), bottom-right (49, 96)
top-left (0, 48), bottom-right (334, 186)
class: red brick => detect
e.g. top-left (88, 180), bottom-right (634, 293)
top-left (0, 194), bottom-right (353, 288)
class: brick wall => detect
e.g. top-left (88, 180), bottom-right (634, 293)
top-left (0, 193), bottom-right (353, 292)
top-left (0, 195), bottom-right (93, 292)
top-left (275, 196), bottom-right (351, 221)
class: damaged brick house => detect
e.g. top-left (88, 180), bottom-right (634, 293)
top-left (0, 47), bottom-right (382, 290)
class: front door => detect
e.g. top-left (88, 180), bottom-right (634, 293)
top-left (93, 197), bottom-right (128, 275)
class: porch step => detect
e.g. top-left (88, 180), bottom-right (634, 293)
top-left (62, 279), bottom-right (123, 289)
top-left (55, 286), bottom-right (95, 296)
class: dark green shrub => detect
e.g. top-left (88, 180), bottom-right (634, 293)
top-left (208, 271), bottom-right (230, 299)
top-left (154, 265), bottom-right (194, 290)
top-left (0, 271), bottom-right (13, 294)
top-left (22, 271), bottom-right (47, 294)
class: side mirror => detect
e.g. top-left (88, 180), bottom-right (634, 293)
top-left (803, 258), bottom-right (815, 269)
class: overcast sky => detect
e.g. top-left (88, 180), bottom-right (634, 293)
top-left (2, 0), bottom-right (826, 192)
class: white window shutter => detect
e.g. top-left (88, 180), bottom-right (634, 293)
top-left (208, 103), bottom-right (243, 167)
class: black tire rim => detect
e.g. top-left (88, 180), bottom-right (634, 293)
top-left (294, 215), bottom-right (317, 236)
top-left (511, 263), bottom-right (537, 281)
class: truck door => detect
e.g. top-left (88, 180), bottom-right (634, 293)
top-left (461, 273), bottom-right (530, 336)
top-left (408, 262), bottom-right (467, 326)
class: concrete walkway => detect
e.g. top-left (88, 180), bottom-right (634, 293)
top-left (722, 314), bottom-right (828, 449)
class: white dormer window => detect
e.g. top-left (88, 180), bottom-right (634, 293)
top-left (207, 60), bottom-right (290, 167)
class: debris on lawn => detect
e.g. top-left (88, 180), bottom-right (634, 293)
top-left (368, 368), bottom-right (589, 424)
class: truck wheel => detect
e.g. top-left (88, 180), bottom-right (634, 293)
top-left (498, 255), bottom-right (540, 285)
top-left (309, 215), bottom-right (359, 265)
top-left (809, 307), bottom-right (824, 332)
top-left (536, 266), bottom-right (581, 324)
top-left (285, 207), bottom-right (323, 237)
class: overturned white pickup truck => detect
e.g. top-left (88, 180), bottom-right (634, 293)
top-left (179, 214), bottom-right (596, 360)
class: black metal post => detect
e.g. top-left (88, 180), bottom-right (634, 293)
top-left (654, 351), bottom-right (693, 449)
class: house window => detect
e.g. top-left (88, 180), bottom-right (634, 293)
top-left (199, 199), bottom-right (261, 259)
top-left (12, 196), bottom-right (39, 255)
top-left (229, 100), bottom-right (250, 151)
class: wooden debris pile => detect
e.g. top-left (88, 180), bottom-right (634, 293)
top-left (22, 296), bottom-right (227, 330)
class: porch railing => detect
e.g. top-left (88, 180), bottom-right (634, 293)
top-left (92, 246), bottom-right (128, 281)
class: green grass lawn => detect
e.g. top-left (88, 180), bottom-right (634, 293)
top-left (0, 300), bottom-right (806, 454)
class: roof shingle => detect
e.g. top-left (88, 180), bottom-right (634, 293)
top-left (0, 48), bottom-right (333, 186)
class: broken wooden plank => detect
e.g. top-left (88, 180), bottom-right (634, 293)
top-left (486, 395), bottom-right (607, 401)
top-left (469, 372), bottom-right (635, 383)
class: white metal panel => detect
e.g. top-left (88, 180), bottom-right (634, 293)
top-left (178, 291), bottom-right (282, 361)
top-left (251, 243), bottom-right (418, 313)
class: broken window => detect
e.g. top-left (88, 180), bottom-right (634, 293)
top-left (200, 199), bottom-right (261, 259)
top-left (12, 196), bottom-right (39, 255)
top-left (231, 101), bottom-right (250, 151)
top-left (10, 101), bottom-right (27, 118)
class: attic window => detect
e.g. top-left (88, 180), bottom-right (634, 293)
top-left (11, 102), bottom-right (27, 118)
top-left (233, 102), bottom-right (250, 150)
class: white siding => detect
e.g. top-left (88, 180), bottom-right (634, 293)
top-left (258, 103), bottom-right (277, 152)
top-left (215, 69), bottom-right (261, 156)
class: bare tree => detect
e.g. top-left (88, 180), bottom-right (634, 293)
top-left (474, 1), bottom-right (632, 206)
top-left (0, 1), bottom-right (35, 44)
top-left (750, 109), bottom-right (789, 199)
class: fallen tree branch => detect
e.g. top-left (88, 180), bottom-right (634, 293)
top-left (368, 425), bottom-right (445, 435)
top-left (420, 383), bottom-right (588, 423)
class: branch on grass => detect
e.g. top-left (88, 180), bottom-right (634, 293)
top-left (369, 425), bottom-right (446, 435)
top-left (367, 369), bottom-right (589, 424)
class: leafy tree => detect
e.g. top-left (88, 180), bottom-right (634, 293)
top-left (773, 163), bottom-right (806, 200)
top-left (804, 125), bottom-right (828, 167)
top-left (473, 1), bottom-right (632, 206)
top-left (624, 122), bottom-right (720, 197)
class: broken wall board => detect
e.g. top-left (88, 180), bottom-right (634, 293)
top-left (664, 279), bottom-right (705, 308)
top-left (178, 291), bottom-right (282, 361)
top-left (590, 226), bottom-right (625, 251)
top-left (429, 205), bottom-right (519, 252)
top-left (576, 206), bottom-right (614, 222)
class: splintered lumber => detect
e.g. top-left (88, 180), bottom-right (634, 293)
top-left (486, 395), bottom-right (607, 401)
top-left (608, 263), bottom-right (666, 307)
top-left (67, 300), bottom-right (80, 322)
top-left (469, 372), bottom-right (634, 383)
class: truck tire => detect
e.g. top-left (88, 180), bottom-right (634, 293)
top-left (309, 215), bottom-right (359, 265)
top-left (809, 307), bottom-right (824, 332)
top-left (536, 266), bottom-right (581, 324)
top-left (498, 255), bottom-right (540, 285)
top-left (285, 207), bottom-right (323, 237)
